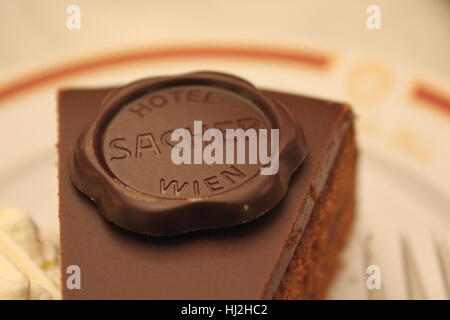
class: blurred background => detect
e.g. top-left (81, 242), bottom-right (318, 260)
top-left (0, 0), bottom-right (449, 76)
top-left (0, 0), bottom-right (449, 299)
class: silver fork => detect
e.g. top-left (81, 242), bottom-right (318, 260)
top-left (433, 235), bottom-right (450, 299)
top-left (401, 234), bottom-right (450, 300)
top-left (363, 234), bottom-right (450, 300)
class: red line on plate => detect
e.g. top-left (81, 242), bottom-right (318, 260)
top-left (0, 46), bottom-right (329, 103)
top-left (414, 84), bottom-right (450, 115)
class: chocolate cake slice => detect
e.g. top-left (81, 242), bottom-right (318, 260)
top-left (58, 72), bottom-right (357, 299)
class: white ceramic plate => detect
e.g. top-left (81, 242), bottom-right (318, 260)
top-left (0, 44), bottom-right (449, 299)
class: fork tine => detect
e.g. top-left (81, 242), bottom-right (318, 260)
top-left (433, 234), bottom-right (450, 299)
top-left (401, 236), bottom-right (427, 300)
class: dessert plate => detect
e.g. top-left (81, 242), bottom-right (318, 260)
top-left (0, 44), bottom-right (449, 299)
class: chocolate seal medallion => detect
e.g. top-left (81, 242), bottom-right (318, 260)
top-left (70, 72), bottom-right (307, 235)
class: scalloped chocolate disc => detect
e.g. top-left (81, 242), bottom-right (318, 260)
top-left (69, 72), bottom-right (307, 236)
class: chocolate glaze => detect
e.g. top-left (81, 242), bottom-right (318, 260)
top-left (69, 72), bottom-right (307, 236)
top-left (58, 82), bottom-right (353, 299)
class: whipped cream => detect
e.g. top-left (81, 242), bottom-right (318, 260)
top-left (0, 208), bottom-right (61, 300)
